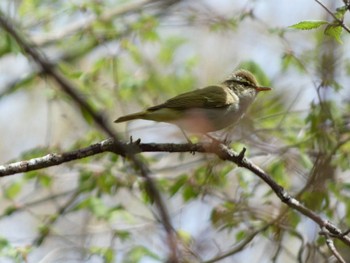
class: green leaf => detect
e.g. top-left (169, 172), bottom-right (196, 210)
top-left (158, 37), bottom-right (186, 65)
top-left (124, 246), bottom-right (160, 263)
top-left (210, 203), bottom-right (239, 229)
top-left (182, 184), bottom-right (199, 201)
top-left (289, 20), bottom-right (328, 30)
top-left (335, 6), bottom-right (347, 20)
top-left (268, 161), bottom-right (286, 185)
top-left (169, 174), bottom-right (188, 196)
top-left (177, 230), bottom-right (192, 245)
top-left (4, 205), bottom-right (18, 216)
top-left (38, 173), bottom-right (52, 187)
top-left (324, 24), bottom-right (343, 44)
top-left (132, 15), bottom-right (159, 42)
top-left (281, 52), bottom-right (305, 72)
top-left (4, 181), bottom-right (22, 199)
top-left (38, 224), bottom-right (50, 236)
top-left (90, 247), bottom-right (115, 263)
top-left (114, 230), bottom-right (131, 241)
top-left (235, 230), bottom-right (246, 242)
top-left (0, 237), bottom-right (9, 249)
top-left (87, 198), bottom-right (108, 218)
top-left (78, 171), bottom-right (96, 192)
top-left (74, 196), bottom-right (110, 219)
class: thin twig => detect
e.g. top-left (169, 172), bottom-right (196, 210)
top-left (33, 190), bottom-right (81, 246)
top-left (32, 0), bottom-right (170, 46)
top-left (314, 0), bottom-right (350, 33)
top-left (320, 227), bottom-right (346, 263)
top-left (0, 0), bottom-right (180, 101)
top-left (203, 223), bottom-right (271, 263)
top-left (1, 138), bottom-right (350, 251)
top-left (0, 12), bottom-right (179, 261)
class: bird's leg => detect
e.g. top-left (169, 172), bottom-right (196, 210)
top-left (205, 133), bottom-right (221, 144)
top-left (205, 133), bottom-right (232, 146)
top-left (129, 136), bottom-right (141, 145)
top-left (222, 132), bottom-right (232, 145)
top-left (179, 128), bottom-right (197, 155)
top-left (180, 128), bottom-right (193, 144)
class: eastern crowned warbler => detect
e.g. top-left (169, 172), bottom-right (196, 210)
top-left (114, 69), bottom-right (271, 134)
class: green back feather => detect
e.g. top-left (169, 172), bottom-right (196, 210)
top-left (147, 85), bottom-right (238, 111)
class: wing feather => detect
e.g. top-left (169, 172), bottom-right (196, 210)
top-left (148, 85), bottom-right (238, 111)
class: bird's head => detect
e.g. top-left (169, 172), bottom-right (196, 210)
top-left (223, 69), bottom-right (271, 98)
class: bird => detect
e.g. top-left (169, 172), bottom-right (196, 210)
top-left (114, 69), bottom-right (271, 137)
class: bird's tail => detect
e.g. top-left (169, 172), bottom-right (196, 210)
top-left (114, 111), bottom-right (146, 123)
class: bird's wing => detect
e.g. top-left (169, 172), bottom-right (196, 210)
top-left (148, 85), bottom-right (238, 111)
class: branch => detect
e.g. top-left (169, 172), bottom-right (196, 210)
top-left (1, 138), bottom-right (349, 250)
top-left (209, 143), bottom-right (350, 247)
top-left (33, 190), bottom-right (81, 246)
top-left (0, 12), bottom-right (179, 260)
top-left (320, 227), bottom-right (346, 263)
top-left (0, 138), bottom-right (205, 177)
top-left (32, 0), bottom-right (177, 46)
top-left (0, 0), bottom-right (180, 101)
top-left (204, 223), bottom-right (271, 263)
top-left (314, 0), bottom-right (350, 33)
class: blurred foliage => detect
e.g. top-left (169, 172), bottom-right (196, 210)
top-left (0, 0), bottom-right (350, 262)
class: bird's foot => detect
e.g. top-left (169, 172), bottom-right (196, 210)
top-left (129, 136), bottom-right (141, 145)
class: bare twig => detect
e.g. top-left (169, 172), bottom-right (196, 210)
top-left (320, 227), bottom-right (346, 263)
top-left (203, 223), bottom-right (271, 263)
top-left (33, 190), bottom-right (81, 246)
top-left (0, 190), bottom-right (76, 220)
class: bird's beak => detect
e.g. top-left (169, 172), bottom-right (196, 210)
top-left (256, 86), bottom-right (272, 92)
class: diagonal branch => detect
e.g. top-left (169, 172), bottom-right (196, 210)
top-left (314, 0), bottom-right (350, 33)
top-left (320, 227), bottom-right (346, 263)
top-left (0, 0), bottom-right (181, 101)
top-left (203, 223), bottom-right (272, 263)
top-left (0, 12), bottom-right (179, 261)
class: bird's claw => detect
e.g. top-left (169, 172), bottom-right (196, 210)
top-left (129, 136), bottom-right (141, 145)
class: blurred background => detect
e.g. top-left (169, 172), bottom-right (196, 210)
top-left (0, 0), bottom-right (350, 262)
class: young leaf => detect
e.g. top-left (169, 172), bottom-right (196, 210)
top-left (4, 181), bottom-right (23, 199)
top-left (324, 24), bottom-right (343, 44)
top-left (335, 6), bottom-right (347, 20)
top-left (289, 20), bottom-right (328, 30)
top-left (124, 246), bottom-right (160, 263)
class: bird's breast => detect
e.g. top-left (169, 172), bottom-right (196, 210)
top-left (170, 104), bottom-right (241, 133)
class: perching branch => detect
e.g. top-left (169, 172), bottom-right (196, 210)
top-left (0, 2), bottom-right (349, 260)
top-left (0, 138), bottom-right (205, 177)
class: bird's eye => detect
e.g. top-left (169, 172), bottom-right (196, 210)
top-left (235, 79), bottom-right (253, 87)
top-left (240, 81), bottom-right (251, 86)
